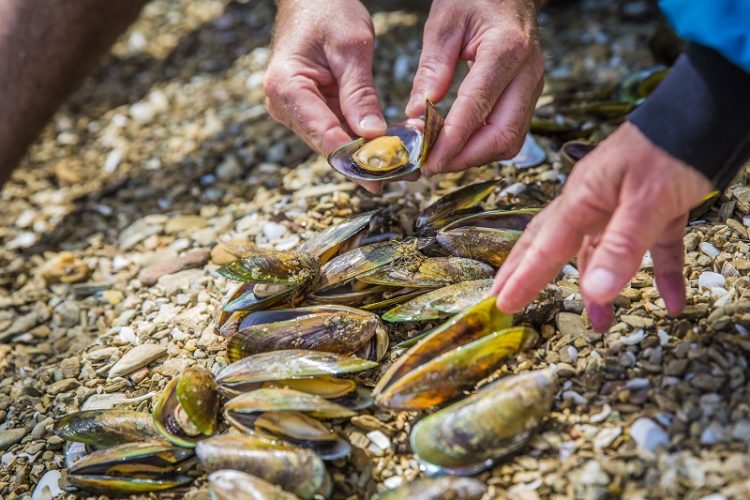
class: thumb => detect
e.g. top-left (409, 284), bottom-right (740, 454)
top-left (330, 46), bottom-right (386, 139)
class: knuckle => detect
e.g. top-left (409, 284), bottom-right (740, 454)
top-left (418, 52), bottom-right (449, 77)
top-left (346, 83), bottom-right (378, 106)
top-left (491, 124), bottom-right (524, 159)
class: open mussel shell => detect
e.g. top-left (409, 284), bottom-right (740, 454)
top-left (500, 133), bottom-right (546, 169)
top-left (152, 366), bottom-right (219, 447)
top-left (53, 409), bottom-right (163, 447)
top-left (328, 99), bottom-right (443, 182)
top-left (299, 211), bottom-right (377, 264)
top-left (225, 388), bottom-right (355, 419)
top-left (196, 433), bottom-right (331, 500)
top-left (372, 477), bottom-right (486, 500)
top-left (261, 377), bottom-right (373, 411)
top-left (436, 208), bottom-right (539, 266)
top-left (209, 469), bottom-right (300, 500)
top-left (234, 411), bottom-right (352, 461)
top-left (359, 257), bottom-right (493, 288)
top-left (68, 440), bottom-right (194, 494)
top-left (374, 296), bottom-right (512, 400)
top-left (416, 179), bottom-right (501, 236)
top-left (410, 368), bottom-right (558, 476)
top-left (382, 279), bottom-right (493, 323)
top-left (216, 350), bottom-right (377, 393)
top-left (560, 140), bottom-right (596, 170)
top-left (226, 305), bottom-right (383, 362)
top-left (375, 326), bottom-right (538, 410)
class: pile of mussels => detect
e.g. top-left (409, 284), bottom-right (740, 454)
top-left (52, 176), bottom-right (564, 499)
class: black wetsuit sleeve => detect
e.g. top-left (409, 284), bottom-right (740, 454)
top-left (628, 43), bottom-right (750, 190)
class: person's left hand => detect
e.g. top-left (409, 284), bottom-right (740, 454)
top-left (406, 0), bottom-right (544, 176)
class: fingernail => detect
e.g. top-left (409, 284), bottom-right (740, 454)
top-left (587, 302), bottom-right (614, 332)
top-left (359, 115), bottom-right (385, 133)
top-left (582, 268), bottom-right (619, 300)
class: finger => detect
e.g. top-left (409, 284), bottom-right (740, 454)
top-left (423, 39), bottom-right (529, 174)
top-left (491, 199), bottom-right (559, 296)
top-left (586, 301), bottom-right (614, 332)
top-left (265, 75), bottom-right (351, 155)
top-left (356, 179), bottom-right (382, 195)
top-left (495, 194), bottom-right (610, 312)
top-left (651, 214), bottom-right (688, 316)
top-left (580, 203), bottom-right (666, 305)
top-left (329, 42), bottom-right (386, 138)
top-left (406, 10), bottom-right (462, 117)
top-left (426, 54), bottom-right (542, 175)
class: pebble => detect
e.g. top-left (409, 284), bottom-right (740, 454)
top-left (0, 429), bottom-right (27, 450)
top-left (262, 221), bottom-right (287, 241)
top-left (698, 271), bottom-right (725, 289)
top-left (216, 154), bottom-right (242, 180)
top-left (119, 218), bottom-right (162, 250)
top-left (47, 378), bottom-right (78, 395)
top-left (139, 248), bottom-right (209, 286)
top-left (621, 329), bottom-right (645, 346)
top-left (367, 430), bottom-right (391, 451)
top-left (629, 418), bottom-right (669, 452)
top-left (556, 312), bottom-right (585, 337)
top-left (593, 426), bottom-right (621, 450)
top-left (698, 242), bottom-right (720, 258)
top-left (108, 344), bottom-right (167, 378)
top-left (164, 215), bottom-right (208, 235)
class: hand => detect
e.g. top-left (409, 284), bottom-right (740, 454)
top-left (264, 0), bottom-right (386, 193)
top-left (491, 122), bottom-right (713, 331)
top-left (406, 0), bottom-right (544, 176)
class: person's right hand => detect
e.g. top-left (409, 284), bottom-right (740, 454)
top-left (264, 0), bottom-right (386, 193)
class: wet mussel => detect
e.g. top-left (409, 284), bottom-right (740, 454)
top-left (152, 366), bottom-right (220, 447)
top-left (411, 368), bottom-right (558, 475)
top-left (209, 469), bottom-right (300, 500)
top-left (197, 433), bottom-right (330, 499)
top-left (415, 179), bottom-right (501, 236)
top-left (53, 409), bottom-right (163, 447)
top-left (374, 297), bottom-right (537, 410)
top-left (382, 278), bottom-right (493, 323)
top-left (328, 99), bottom-right (443, 182)
top-left (436, 208), bottom-right (539, 266)
top-left (225, 388), bottom-right (353, 460)
top-left (225, 305), bottom-right (386, 363)
top-left (67, 440), bottom-right (194, 494)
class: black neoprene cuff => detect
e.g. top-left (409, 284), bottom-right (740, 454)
top-left (628, 43), bottom-right (750, 190)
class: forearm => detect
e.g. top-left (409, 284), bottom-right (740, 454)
top-left (0, 0), bottom-right (146, 185)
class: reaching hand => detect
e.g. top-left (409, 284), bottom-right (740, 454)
top-left (491, 122), bottom-right (714, 331)
top-left (264, 0), bottom-right (386, 193)
top-left (406, 0), bottom-right (544, 176)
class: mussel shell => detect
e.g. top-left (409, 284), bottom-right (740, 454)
top-left (209, 469), bottom-right (300, 500)
top-left (254, 411), bottom-right (352, 461)
top-left (226, 306), bottom-right (382, 362)
top-left (152, 366), bottom-right (219, 447)
top-left (374, 296), bottom-right (512, 397)
top-left (615, 65), bottom-right (668, 104)
top-left (375, 327), bottom-right (538, 410)
top-left (216, 350), bottom-right (377, 392)
top-left (217, 250), bottom-right (319, 285)
top-left (316, 239), bottom-right (424, 291)
top-left (372, 477), bottom-right (486, 500)
top-left (416, 179), bottom-right (500, 236)
top-left (410, 368), bottom-right (558, 475)
top-left (53, 409), bottom-right (163, 447)
top-left (356, 324), bottom-right (390, 362)
top-left (225, 388), bottom-right (355, 419)
top-left (329, 126), bottom-right (422, 181)
top-left (359, 287), bottom-right (431, 312)
top-left (299, 211), bottom-right (377, 264)
top-left (439, 208), bottom-right (539, 233)
top-left (359, 257), bottom-right (493, 288)
top-left (500, 133), bottom-right (546, 169)
top-left (69, 474), bottom-right (193, 494)
top-left (196, 434), bottom-right (330, 500)
top-left (308, 282), bottom-right (393, 306)
top-left (68, 440), bottom-right (193, 475)
top-left (560, 140), bottom-right (596, 170)
top-left (222, 284), bottom-right (297, 313)
top-left (263, 375), bottom-right (357, 399)
top-left (382, 279), bottom-right (493, 323)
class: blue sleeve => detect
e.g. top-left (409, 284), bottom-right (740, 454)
top-left (659, 0), bottom-right (750, 72)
